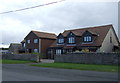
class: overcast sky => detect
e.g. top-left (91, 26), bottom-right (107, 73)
top-left (0, 0), bottom-right (119, 48)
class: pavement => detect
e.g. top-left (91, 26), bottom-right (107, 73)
top-left (40, 59), bottom-right (54, 63)
top-left (2, 60), bottom-right (119, 81)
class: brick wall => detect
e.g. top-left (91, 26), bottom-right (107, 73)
top-left (55, 53), bottom-right (120, 65)
top-left (2, 54), bottom-right (39, 62)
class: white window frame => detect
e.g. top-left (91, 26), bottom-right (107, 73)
top-left (27, 40), bottom-right (30, 44)
top-left (56, 49), bottom-right (62, 55)
top-left (68, 37), bottom-right (75, 44)
top-left (84, 37), bottom-right (87, 42)
top-left (84, 36), bottom-right (92, 42)
top-left (89, 36), bottom-right (92, 41)
top-left (23, 43), bottom-right (26, 47)
top-left (34, 39), bottom-right (38, 43)
top-left (58, 38), bottom-right (64, 44)
top-left (34, 49), bottom-right (38, 53)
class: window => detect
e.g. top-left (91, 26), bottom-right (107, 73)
top-left (34, 49), bottom-right (38, 53)
top-left (23, 43), bottom-right (26, 47)
top-left (84, 36), bottom-right (92, 42)
top-left (58, 38), bottom-right (64, 44)
top-left (27, 40), bottom-right (30, 44)
top-left (56, 49), bottom-right (62, 55)
top-left (48, 49), bottom-right (52, 54)
top-left (68, 37), bottom-right (75, 44)
top-left (34, 39), bottom-right (38, 43)
top-left (110, 37), bottom-right (112, 43)
top-left (70, 33), bottom-right (73, 35)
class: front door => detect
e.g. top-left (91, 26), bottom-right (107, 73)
top-left (29, 49), bottom-right (32, 53)
top-left (47, 49), bottom-right (54, 59)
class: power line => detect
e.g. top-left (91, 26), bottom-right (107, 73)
top-left (0, 0), bottom-right (65, 14)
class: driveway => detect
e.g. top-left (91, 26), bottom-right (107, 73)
top-left (40, 59), bottom-right (54, 63)
top-left (2, 64), bottom-right (118, 81)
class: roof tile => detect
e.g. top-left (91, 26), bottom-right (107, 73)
top-left (50, 24), bottom-right (113, 47)
top-left (32, 30), bottom-right (57, 39)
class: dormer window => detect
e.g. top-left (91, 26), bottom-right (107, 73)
top-left (58, 38), bottom-right (64, 44)
top-left (84, 36), bottom-right (92, 42)
top-left (57, 33), bottom-right (64, 44)
top-left (83, 30), bottom-right (93, 43)
top-left (67, 32), bottom-right (76, 44)
top-left (68, 37), bottom-right (75, 44)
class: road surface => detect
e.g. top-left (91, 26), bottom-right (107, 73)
top-left (2, 64), bottom-right (118, 81)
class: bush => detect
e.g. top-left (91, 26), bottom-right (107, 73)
top-left (114, 49), bottom-right (120, 53)
top-left (81, 48), bottom-right (90, 53)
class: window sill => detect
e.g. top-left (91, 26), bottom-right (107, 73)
top-left (82, 42), bottom-right (93, 44)
top-left (66, 44), bottom-right (76, 46)
top-left (57, 43), bottom-right (64, 45)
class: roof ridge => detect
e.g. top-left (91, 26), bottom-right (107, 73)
top-left (11, 43), bottom-right (21, 44)
top-left (65, 24), bottom-right (112, 31)
top-left (32, 30), bottom-right (56, 35)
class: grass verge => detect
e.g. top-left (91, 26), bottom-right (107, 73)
top-left (31, 62), bottom-right (119, 72)
top-left (1, 59), bottom-right (36, 64)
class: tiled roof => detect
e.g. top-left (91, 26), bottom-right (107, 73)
top-left (50, 24), bottom-right (113, 47)
top-left (9, 43), bottom-right (22, 48)
top-left (32, 30), bottom-right (57, 39)
top-left (62, 24), bottom-right (112, 37)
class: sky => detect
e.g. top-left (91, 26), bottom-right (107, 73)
top-left (0, 0), bottom-right (119, 48)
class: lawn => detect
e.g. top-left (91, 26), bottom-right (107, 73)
top-left (1, 59), bottom-right (36, 64)
top-left (0, 59), bottom-right (1, 64)
top-left (31, 62), bottom-right (119, 72)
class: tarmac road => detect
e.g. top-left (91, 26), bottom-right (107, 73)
top-left (2, 64), bottom-right (118, 81)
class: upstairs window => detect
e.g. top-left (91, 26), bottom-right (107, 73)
top-left (84, 36), bottom-right (92, 42)
top-left (58, 38), bottom-right (64, 44)
top-left (68, 37), bottom-right (75, 44)
top-left (67, 32), bottom-right (76, 44)
top-left (57, 33), bottom-right (64, 44)
top-left (110, 37), bottom-right (112, 43)
top-left (34, 39), bottom-right (38, 43)
top-left (27, 40), bottom-right (30, 44)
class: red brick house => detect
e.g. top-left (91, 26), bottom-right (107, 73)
top-left (21, 30), bottom-right (56, 58)
top-left (48, 24), bottom-right (119, 59)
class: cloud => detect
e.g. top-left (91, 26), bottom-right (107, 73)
top-left (0, 0), bottom-right (118, 48)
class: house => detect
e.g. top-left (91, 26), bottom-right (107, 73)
top-left (9, 43), bottom-right (22, 54)
top-left (20, 40), bottom-right (26, 53)
top-left (0, 48), bottom-right (9, 54)
top-left (48, 24), bottom-right (119, 59)
top-left (22, 30), bottom-right (57, 58)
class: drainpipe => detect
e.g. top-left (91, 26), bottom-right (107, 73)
top-left (39, 39), bottom-right (41, 53)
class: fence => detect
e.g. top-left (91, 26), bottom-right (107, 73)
top-left (55, 52), bottom-right (120, 65)
top-left (2, 54), bottom-right (39, 62)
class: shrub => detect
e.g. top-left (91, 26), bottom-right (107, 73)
top-left (81, 48), bottom-right (90, 53)
top-left (114, 49), bottom-right (120, 53)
